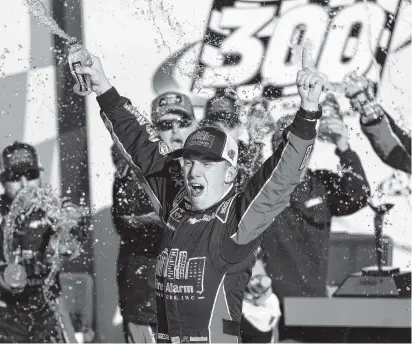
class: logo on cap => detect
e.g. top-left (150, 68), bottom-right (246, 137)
top-left (188, 131), bottom-right (215, 149)
top-left (159, 94), bottom-right (182, 107)
top-left (7, 148), bottom-right (35, 167)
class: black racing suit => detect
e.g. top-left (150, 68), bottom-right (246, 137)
top-left (262, 147), bottom-right (369, 342)
top-left (97, 87), bottom-right (319, 343)
top-left (112, 169), bottom-right (163, 338)
top-left (0, 195), bottom-right (66, 343)
top-left (360, 109), bottom-right (411, 174)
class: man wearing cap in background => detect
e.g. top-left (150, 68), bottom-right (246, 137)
top-left (80, 48), bottom-right (326, 343)
top-left (0, 142), bottom-right (74, 343)
top-left (151, 91), bottom-right (198, 151)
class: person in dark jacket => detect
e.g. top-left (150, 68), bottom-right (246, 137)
top-left (0, 142), bottom-right (80, 343)
top-left (262, 96), bottom-right (370, 342)
top-left (111, 145), bottom-right (163, 343)
top-left (79, 49), bottom-right (325, 343)
top-left (344, 74), bottom-right (411, 174)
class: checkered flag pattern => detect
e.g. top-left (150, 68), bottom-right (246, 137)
top-left (0, 0), bottom-right (61, 192)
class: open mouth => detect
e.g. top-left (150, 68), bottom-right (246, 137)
top-left (171, 139), bottom-right (183, 148)
top-left (189, 183), bottom-right (204, 197)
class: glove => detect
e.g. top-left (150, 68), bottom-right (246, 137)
top-left (343, 73), bottom-right (384, 124)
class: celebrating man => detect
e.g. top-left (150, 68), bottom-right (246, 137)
top-left (79, 48), bottom-right (325, 343)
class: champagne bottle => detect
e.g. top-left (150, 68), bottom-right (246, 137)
top-left (68, 38), bottom-right (92, 96)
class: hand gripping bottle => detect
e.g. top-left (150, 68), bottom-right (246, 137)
top-left (68, 38), bottom-right (93, 96)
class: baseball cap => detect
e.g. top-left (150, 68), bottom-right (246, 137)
top-left (171, 127), bottom-right (239, 166)
top-left (151, 92), bottom-right (194, 123)
top-left (204, 94), bottom-right (241, 128)
top-left (0, 141), bottom-right (43, 180)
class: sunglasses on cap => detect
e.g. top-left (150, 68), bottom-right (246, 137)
top-left (2, 169), bottom-right (40, 182)
top-left (154, 118), bottom-right (192, 132)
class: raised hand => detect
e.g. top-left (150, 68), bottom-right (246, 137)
top-left (296, 47), bottom-right (325, 111)
top-left (78, 54), bottom-right (113, 96)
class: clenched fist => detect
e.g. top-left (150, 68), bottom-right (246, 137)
top-left (296, 48), bottom-right (325, 111)
top-left (78, 54), bottom-right (113, 96)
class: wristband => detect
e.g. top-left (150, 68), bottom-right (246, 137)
top-left (297, 106), bottom-right (322, 121)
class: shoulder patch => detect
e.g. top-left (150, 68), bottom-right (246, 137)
top-left (216, 193), bottom-right (239, 224)
top-left (166, 206), bottom-right (186, 231)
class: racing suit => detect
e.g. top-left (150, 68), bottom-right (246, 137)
top-left (0, 195), bottom-right (66, 343)
top-left (97, 87), bottom-right (319, 343)
top-left (360, 110), bottom-right (411, 174)
top-left (112, 169), bottom-right (163, 342)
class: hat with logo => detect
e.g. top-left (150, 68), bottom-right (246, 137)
top-left (0, 141), bottom-right (42, 179)
top-left (204, 93), bottom-right (242, 129)
top-left (171, 126), bottom-right (239, 166)
top-left (151, 92), bottom-right (195, 123)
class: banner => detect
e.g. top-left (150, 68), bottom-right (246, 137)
top-left (192, 0), bottom-right (402, 104)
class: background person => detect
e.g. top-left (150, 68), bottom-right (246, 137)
top-left (0, 142), bottom-right (81, 343)
top-left (262, 97), bottom-right (370, 342)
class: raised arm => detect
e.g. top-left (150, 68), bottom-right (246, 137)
top-left (231, 48), bottom-right (324, 245)
top-left (79, 54), bottom-right (173, 213)
top-left (344, 74), bottom-right (411, 174)
top-left (361, 113), bottom-right (411, 174)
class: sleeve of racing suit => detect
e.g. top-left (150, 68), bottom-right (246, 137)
top-left (314, 148), bottom-right (370, 216)
top-left (361, 112), bottom-right (411, 174)
top-left (386, 113), bottom-right (411, 156)
top-left (229, 110), bottom-right (319, 247)
top-left (97, 87), bottom-right (172, 214)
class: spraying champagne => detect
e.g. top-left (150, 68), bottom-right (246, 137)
top-left (24, 0), bottom-right (93, 96)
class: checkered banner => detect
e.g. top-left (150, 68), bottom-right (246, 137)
top-left (192, 0), bottom-right (402, 102)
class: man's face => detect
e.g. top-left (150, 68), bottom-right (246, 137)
top-left (182, 151), bottom-right (236, 210)
top-left (3, 170), bottom-right (42, 200)
top-left (154, 112), bottom-right (197, 151)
